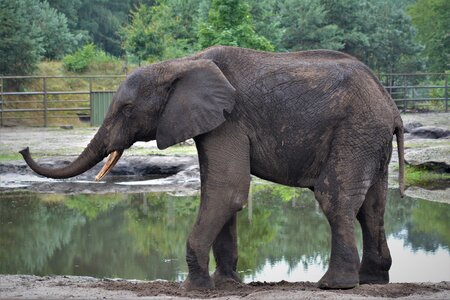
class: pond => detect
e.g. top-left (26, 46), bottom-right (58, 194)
top-left (1, 184), bottom-right (449, 283)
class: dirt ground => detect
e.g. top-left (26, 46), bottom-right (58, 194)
top-left (0, 275), bottom-right (449, 300)
top-left (1, 113), bottom-right (449, 299)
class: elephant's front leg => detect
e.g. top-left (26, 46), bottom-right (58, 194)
top-left (183, 127), bottom-right (250, 290)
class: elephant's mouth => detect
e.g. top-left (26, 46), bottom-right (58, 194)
top-left (95, 150), bottom-right (123, 181)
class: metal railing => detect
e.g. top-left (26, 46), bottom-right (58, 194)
top-left (379, 73), bottom-right (448, 113)
top-left (0, 75), bottom-right (125, 127)
top-left (0, 73), bottom-right (448, 127)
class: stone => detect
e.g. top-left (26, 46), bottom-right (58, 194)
top-left (410, 126), bottom-right (450, 139)
top-left (404, 122), bottom-right (423, 133)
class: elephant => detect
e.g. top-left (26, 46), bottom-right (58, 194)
top-left (20, 46), bottom-right (405, 290)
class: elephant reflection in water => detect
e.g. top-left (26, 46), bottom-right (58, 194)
top-left (21, 46), bottom-right (405, 290)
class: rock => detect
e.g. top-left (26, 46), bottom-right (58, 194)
top-left (405, 145), bottom-right (450, 172)
top-left (404, 122), bottom-right (423, 133)
top-left (410, 126), bottom-right (450, 139)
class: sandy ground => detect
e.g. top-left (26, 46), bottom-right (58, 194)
top-left (0, 275), bottom-right (449, 300)
top-left (1, 112), bottom-right (449, 299)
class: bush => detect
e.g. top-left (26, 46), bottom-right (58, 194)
top-left (63, 44), bottom-right (118, 73)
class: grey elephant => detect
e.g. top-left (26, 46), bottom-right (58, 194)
top-left (21, 46), bottom-right (405, 290)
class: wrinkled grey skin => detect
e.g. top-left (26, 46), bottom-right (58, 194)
top-left (21, 46), bottom-right (405, 290)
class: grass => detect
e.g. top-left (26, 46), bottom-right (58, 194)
top-left (405, 164), bottom-right (450, 189)
top-left (0, 153), bottom-right (23, 162)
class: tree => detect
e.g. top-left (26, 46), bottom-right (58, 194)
top-left (121, 0), bottom-right (205, 63)
top-left (35, 1), bottom-right (81, 60)
top-left (247, 0), bottom-right (283, 50)
top-left (45, 0), bottom-right (83, 31)
top-left (278, 0), bottom-right (343, 51)
top-left (0, 0), bottom-right (43, 76)
top-left (198, 0), bottom-right (274, 51)
top-left (121, 4), bottom-right (164, 65)
top-left (146, 0), bottom-right (202, 59)
top-left (0, 0), bottom-right (80, 77)
top-left (317, 0), bottom-right (421, 73)
top-left (408, 0), bottom-right (450, 72)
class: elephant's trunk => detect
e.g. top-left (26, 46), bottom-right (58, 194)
top-left (19, 127), bottom-right (109, 179)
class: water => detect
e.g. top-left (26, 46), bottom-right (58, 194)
top-left (1, 185), bottom-right (449, 283)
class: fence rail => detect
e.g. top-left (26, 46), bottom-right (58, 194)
top-left (378, 73), bottom-right (448, 113)
top-left (0, 75), bottom-right (125, 127)
top-left (0, 73), bottom-right (448, 127)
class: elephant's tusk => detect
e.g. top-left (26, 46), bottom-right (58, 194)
top-left (95, 150), bottom-right (123, 181)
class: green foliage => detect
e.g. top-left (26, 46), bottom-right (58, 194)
top-left (0, 0), bottom-right (79, 76)
top-left (64, 193), bottom-right (125, 220)
top-left (198, 0), bottom-right (274, 51)
top-left (69, 0), bottom-right (136, 57)
top-left (411, 200), bottom-right (450, 249)
top-left (318, 0), bottom-right (421, 73)
top-left (247, 0), bottom-right (283, 49)
top-left (62, 44), bottom-right (119, 73)
top-left (37, 1), bottom-right (81, 60)
top-left (120, 4), bottom-right (164, 64)
top-left (278, 0), bottom-right (343, 51)
top-left (0, 0), bottom-right (42, 76)
top-left (2, 0), bottom-right (444, 74)
top-left (405, 164), bottom-right (450, 189)
top-left (121, 1), bottom-right (200, 64)
top-left (408, 0), bottom-right (450, 72)
top-left (45, 0), bottom-right (157, 57)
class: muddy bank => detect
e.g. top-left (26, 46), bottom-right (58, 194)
top-left (0, 275), bottom-right (449, 300)
top-left (0, 155), bottom-right (200, 194)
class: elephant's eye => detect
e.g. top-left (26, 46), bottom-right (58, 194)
top-left (122, 104), bottom-right (133, 117)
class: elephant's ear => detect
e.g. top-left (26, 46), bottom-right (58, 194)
top-left (156, 60), bottom-right (236, 150)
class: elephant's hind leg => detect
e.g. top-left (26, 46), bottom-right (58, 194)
top-left (357, 172), bottom-right (392, 284)
top-left (314, 146), bottom-right (376, 289)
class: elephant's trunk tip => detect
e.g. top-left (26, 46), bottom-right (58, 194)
top-left (19, 147), bottom-right (30, 158)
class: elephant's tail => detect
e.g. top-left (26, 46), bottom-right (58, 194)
top-left (395, 126), bottom-right (405, 197)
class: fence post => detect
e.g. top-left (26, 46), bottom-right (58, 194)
top-left (445, 74), bottom-right (448, 113)
top-left (0, 77), bottom-right (3, 127)
top-left (89, 77), bottom-right (93, 126)
top-left (403, 75), bottom-right (407, 113)
top-left (43, 77), bottom-right (48, 127)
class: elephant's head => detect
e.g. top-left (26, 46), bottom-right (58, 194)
top-left (20, 59), bottom-right (236, 180)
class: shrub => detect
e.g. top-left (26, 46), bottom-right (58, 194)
top-left (63, 44), bottom-right (118, 73)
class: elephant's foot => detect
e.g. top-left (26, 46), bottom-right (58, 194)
top-left (212, 270), bottom-right (242, 289)
top-left (181, 274), bottom-right (214, 291)
top-left (359, 269), bottom-right (389, 285)
top-left (359, 254), bottom-right (391, 285)
top-left (318, 270), bottom-right (359, 289)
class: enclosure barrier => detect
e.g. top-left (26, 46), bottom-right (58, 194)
top-left (378, 73), bottom-right (448, 113)
top-left (0, 75), bottom-right (125, 127)
top-left (0, 73), bottom-right (448, 127)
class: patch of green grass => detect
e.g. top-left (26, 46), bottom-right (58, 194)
top-left (405, 164), bottom-right (450, 188)
top-left (0, 153), bottom-right (23, 162)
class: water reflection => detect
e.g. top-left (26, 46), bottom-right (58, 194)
top-left (0, 185), bottom-right (449, 283)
